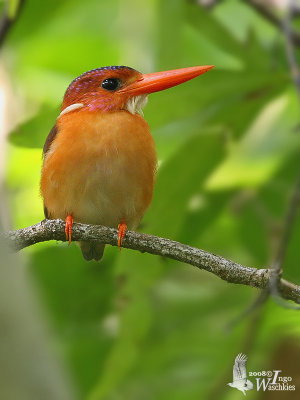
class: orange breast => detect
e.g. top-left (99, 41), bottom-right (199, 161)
top-left (40, 110), bottom-right (157, 229)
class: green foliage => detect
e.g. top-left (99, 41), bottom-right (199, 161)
top-left (4, 0), bottom-right (300, 399)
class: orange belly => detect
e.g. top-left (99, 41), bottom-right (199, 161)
top-left (40, 110), bottom-right (157, 229)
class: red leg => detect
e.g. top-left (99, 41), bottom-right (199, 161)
top-left (117, 222), bottom-right (127, 250)
top-left (65, 215), bottom-right (74, 245)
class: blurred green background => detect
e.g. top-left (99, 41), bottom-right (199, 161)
top-left (1, 0), bottom-right (300, 399)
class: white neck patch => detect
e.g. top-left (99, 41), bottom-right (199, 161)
top-left (124, 95), bottom-right (148, 116)
top-left (58, 103), bottom-right (84, 119)
top-left (57, 96), bottom-right (148, 119)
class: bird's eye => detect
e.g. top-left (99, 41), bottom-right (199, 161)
top-left (101, 78), bottom-right (120, 91)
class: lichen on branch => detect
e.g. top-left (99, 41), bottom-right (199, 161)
top-left (3, 219), bottom-right (300, 304)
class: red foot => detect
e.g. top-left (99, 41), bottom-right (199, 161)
top-left (65, 215), bottom-right (74, 245)
top-left (118, 222), bottom-right (127, 250)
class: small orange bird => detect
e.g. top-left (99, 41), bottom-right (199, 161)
top-left (40, 65), bottom-right (214, 261)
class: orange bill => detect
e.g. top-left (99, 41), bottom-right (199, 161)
top-left (120, 65), bottom-right (215, 95)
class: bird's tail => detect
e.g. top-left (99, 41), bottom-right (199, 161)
top-left (79, 241), bottom-right (105, 261)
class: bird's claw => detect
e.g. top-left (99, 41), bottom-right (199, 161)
top-left (118, 222), bottom-right (127, 250)
top-left (65, 215), bottom-right (74, 245)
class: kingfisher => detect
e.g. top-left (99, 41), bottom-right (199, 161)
top-left (40, 65), bottom-right (214, 261)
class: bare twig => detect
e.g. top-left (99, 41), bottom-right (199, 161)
top-left (220, 0), bottom-right (300, 328)
top-left (196, 0), bottom-right (223, 9)
top-left (2, 219), bottom-right (300, 304)
top-left (283, 0), bottom-right (300, 102)
top-left (266, 0), bottom-right (300, 309)
top-left (227, 287), bottom-right (270, 330)
top-left (271, 171), bottom-right (300, 278)
top-left (0, 0), bottom-right (25, 47)
top-left (242, 0), bottom-right (300, 47)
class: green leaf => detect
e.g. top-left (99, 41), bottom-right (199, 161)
top-left (185, 2), bottom-right (246, 63)
top-left (144, 128), bottom-right (226, 238)
top-left (30, 245), bottom-right (117, 396)
top-left (9, 105), bottom-right (59, 148)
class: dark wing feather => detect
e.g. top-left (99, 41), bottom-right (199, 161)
top-left (43, 205), bottom-right (49, 219)
top-left (42, 124), bottom-right (59, 219)
top-left (43, 124), bottom-right (58, 157)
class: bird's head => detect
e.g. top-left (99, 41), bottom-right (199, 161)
top-left (245, 380), bottom-right (254, 390)
top-left (60, 65), bottom-right (214, 117)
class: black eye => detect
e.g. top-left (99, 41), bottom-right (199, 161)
top-left (101, 78), bottom-right (120, 91)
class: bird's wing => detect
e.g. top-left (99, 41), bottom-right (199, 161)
top-left (43, 124), bottom-right (58, 157)
top-left (232, 353), bottom-right (248, 383)
top-left (42, 124), bottom-right (59, 219)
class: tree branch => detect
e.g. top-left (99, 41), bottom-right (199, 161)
top-left (3, 219), bottom-right (300, 304)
